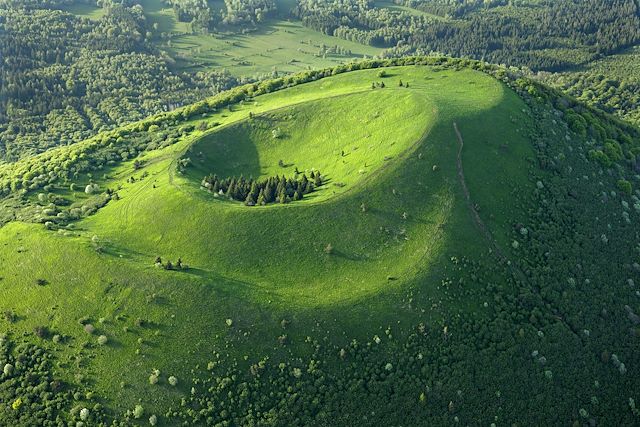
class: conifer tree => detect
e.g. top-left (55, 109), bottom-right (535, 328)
top-left (257, 189), bottom-right (266, 205)
top-left (226, 179), bottom-right (236, 199)
top-left (249, 181), bottom-right (259, 199)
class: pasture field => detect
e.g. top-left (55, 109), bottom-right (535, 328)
top-left (165, 20), bottom-right (381, 78)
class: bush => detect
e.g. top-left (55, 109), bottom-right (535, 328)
top-left (617, 179), bottom-right (632, 195)
top-left (133, 404), bottom-right (144, 419)
top-left (97, 335), bottom-right (108, 345)
top-left (3, 363), bottom-right (14, 376)
top-left (80, 408), bottom-right (89, 421)
top-left (168, 376), bottom-right (178, 386)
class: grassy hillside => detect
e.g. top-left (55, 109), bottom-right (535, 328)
top-left (1, 59), bottom-right (639, 425)
top-left (164, 20), bottom-right (380, 78)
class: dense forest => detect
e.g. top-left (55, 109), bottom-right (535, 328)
top-left (166, 0), bottom-right (277, 32)
top-left (293, 0), bottom-right (640, 71)
top-left (0, 1), bottom-right (239, 161)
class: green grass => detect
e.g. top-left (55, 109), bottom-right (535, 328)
top-left (0, 65), bottom-right (535, 417)
top-left (164, 20), bottom-right (381, 77)
top-left (140, 0), bottom-right (191, 34)
top-left (138, 0), bottom-right (380, 78)
top-left (183, 89), bottom-right (433, 201)
top-left (59, 3), bottom-right (106, 20)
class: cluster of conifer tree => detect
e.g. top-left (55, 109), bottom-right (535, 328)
top-left (201, 171), bottom-right (323, 205)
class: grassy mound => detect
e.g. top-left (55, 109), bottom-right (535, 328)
top-left (1, 60), bottom-right (638, 425)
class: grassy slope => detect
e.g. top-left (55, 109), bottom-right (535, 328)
top-left (59, 3), bottom-right (106, 20)
top-left (139, 0), bottom-right (191, 34)
top-left (59, 0), bottom-right (380, 79)
top-left (165, 20), bottom-right (381, 77)
top-left (0, 65), bottom-right (534, 416)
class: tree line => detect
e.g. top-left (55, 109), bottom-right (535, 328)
top-left (201, 171), bottom-right (324, 205)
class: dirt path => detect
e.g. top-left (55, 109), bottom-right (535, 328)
top-left (453, 122), bottom-right (509, 264)
top-left (453, 122), bottom-right (582, 338)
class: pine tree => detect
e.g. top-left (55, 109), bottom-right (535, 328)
top-left (245, 192), bottom-right (256, 206)
top-left (257, 189), bottom-right (266, 205)
top-left (226, 179), bottom-right (236, 199)
top-left (314, 173), bottom-right (322, 187)
top-left (249, 181), bottom-right (259, 199)
top-left (264, 183), bottom-right (274, 203)
top-left (293, 190), bottom-right (302, 201)
top-left (399, 79), bottom-right (403, 87)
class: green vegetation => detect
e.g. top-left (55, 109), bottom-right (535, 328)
top-left (165, 20), bottom-right (380, 77)
top-left (1, 57), bottom-right (640, 425)
top-left (293, 0), bottom-right (640, 70)
top-left (201, 172), bottom-right (323, 205)
top-left (3, 0), bottom-right (639, 166)
top-left (540, 46), bottom-right (640, 125)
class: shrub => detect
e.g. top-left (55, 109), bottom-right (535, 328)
top-left (84, 324), bottom-right (95, 334)
top-left (97, 335), bottom-right (108, 345)
top-left (149, 414), bottom-right (158, 426)
top-left (133, 404), bottom-right (144, 419)
top-left (3, 363), bottom-right (14, 376)
top-left (617, 179), bottom-right (632, 195)
top-left (80, 408), bottom-right (89, 421)
top-left (34, 325), bottom-right (50, 338)
top-left (3, 310), bottom-right (17, 322)
top-left (168, 376), bottom-right (178, 386)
